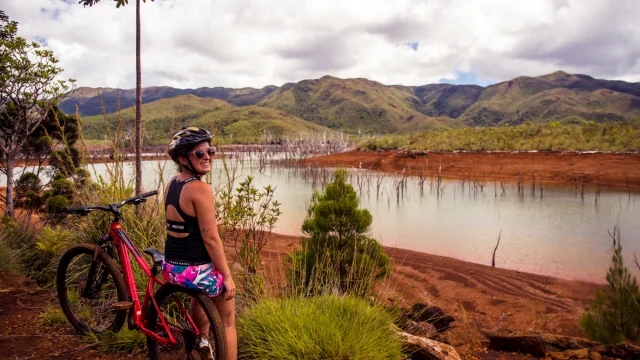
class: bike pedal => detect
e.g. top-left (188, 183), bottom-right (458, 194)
top-left (111, 301), bottom-right (134, 309)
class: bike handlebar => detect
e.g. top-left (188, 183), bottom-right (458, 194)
top-left (66, 190), bottom-right (158, 216)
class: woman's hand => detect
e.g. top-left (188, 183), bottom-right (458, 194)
top-left (224, 276), bottom-right (236, 301)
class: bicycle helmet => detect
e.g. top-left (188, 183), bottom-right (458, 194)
top-left (168, 125), bottom-right (214, 176)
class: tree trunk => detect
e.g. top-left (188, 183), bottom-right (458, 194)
top-left (5, 156), bottom-right (15, 218)
top-left (135, 0), bottom-right (142, 195)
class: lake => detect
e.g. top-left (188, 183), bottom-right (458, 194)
top-left (3, 157), bottom-right (639, 283)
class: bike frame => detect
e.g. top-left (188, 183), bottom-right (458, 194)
top-left (105, 221), bottom-right (201, 345)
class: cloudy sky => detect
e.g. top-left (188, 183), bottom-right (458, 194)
top-left (3, 0), bottom-right (639, 89)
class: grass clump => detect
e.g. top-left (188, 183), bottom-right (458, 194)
top-left (237, 295), bottom-right (404, 360)
top-left (39, 306), bottom-right (68, 326)
top-left (0, 237), bottom-right (21, 273)
top-left (93, 329), bottom-right (147, 353)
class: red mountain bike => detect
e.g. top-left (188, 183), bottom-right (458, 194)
top-left (56, 190), bottom-right (227, 359)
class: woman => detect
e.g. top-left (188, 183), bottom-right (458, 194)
top-left (161, 126), bottom-right (237, 360)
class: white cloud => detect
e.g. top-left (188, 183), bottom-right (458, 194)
top-left (3, 0), bottom-right (639, 89)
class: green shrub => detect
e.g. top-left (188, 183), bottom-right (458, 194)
top-left (50, 178), bottom-right (75, 198)
top-left (286, 169), bottom-right (390, 297)
top-left (216, 175), bottom-right (282, 302)
top-left (45, 195), bottom-right (70, 215)
top-left (237, 295), bottom-right (404, 360)
top-left (580, 227), bottom-right (640, 344)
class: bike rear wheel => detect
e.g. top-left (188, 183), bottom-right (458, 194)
top-left (56, 244), bottom-right (128, 335)
top-left (146, 283), bottom-right (227, 360)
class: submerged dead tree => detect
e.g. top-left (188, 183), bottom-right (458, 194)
top-left (492, 230), bottom-right (502, 267)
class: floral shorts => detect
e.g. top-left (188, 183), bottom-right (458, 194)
top-left (161, 261), bottom-right (225, 297)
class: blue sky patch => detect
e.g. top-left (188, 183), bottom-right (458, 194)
top-left (405, 41), bottom-right (419, 51)
top-left (34, 36), bottom-right (48, 46)
top-left (40, 7), bottom-right (61, 20)
top-left (440, 70), bottom-right (496, 86)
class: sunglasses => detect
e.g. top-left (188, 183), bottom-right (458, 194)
top-left (192, 147), bottom-right (216, 160)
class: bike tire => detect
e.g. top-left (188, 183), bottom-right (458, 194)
top-left (56, 244), bottom-right (128, 335)
top-left (146, 283), bottom-right (228, 360)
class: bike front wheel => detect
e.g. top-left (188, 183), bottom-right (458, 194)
top-left (146, 283), bottom-right (228, 360)
top-left (56, 244), bottom-right (128, 335)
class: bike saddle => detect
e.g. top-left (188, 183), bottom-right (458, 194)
top-left (143, 248), bottom-right (165, 266)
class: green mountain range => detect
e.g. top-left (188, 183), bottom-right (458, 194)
top-left (80, 95), bottom-right (333, 145)
top-left (63, 71), bottom-right (640, 138)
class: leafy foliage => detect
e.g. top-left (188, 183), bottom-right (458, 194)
top-left (286, 169), bottom-right (390, 297)
top-left (217, 176), bottom-right (282, 275)
top-left (78, 0), bottom-right (154, 9)
top-left (580, 227), bottom-right (640, 344)
top-left (14, 172), bottom-right (44, 217)
top-left (237, 295), bottom-right (404, 360)
top-left (0, 12), bottom-right (74, 217)
top-left (216, 175), bottom-right (282, 302)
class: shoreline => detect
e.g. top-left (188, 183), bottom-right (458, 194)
top-left (10, 149), bottom-right (640, 192)
top-left (301, 149), bottom-right (640, 192)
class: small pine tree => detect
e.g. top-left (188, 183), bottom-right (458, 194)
top-left (580, 226), bottom-right (640, 344)
top-left (286, 168), bottom-right (390, 297)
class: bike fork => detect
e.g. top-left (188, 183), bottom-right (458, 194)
top-left (81, 245), bottom-right (103, 299)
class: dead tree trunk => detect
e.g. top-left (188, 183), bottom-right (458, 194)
top-left (492, 230), bottom-right (502, 267)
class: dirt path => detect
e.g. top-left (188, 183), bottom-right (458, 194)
top-left (301, 150), bottom-right (640, 192)
top-left (0, 272), bottom-right (141, 360)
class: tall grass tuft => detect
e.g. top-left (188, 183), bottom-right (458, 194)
top-left (0, 232), bottom-right (21, 273)
top-left (85, 329), bottom-right (147, 354)
top-left (0, 216), bottom-right (79, 286)
top-left (237, 295), bottom-right (404, 360)
top-left (39, 306), bottom-right (68, 326)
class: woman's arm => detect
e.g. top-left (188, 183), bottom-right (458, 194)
top-left (191, 181), bottom-right (236, 300)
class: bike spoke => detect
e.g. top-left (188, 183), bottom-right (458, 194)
top-left (63, 253), bottom-right (120, 332)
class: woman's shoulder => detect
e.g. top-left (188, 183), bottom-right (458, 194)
top-left (184, 178), bottom-right (213, 193)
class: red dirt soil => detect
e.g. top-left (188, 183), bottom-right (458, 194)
top-left (301, 150), bottom-right (640, 192)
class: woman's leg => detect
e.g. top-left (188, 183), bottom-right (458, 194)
top-left (190, 297), bottom-right (210, 334)
top-left (212, 295), bottom-right (237, 360)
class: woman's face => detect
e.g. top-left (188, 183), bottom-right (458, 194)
top-left (180, 142), bottom-right (213, 174)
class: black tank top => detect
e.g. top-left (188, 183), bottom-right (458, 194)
top-left (164, 176), bottom-right (211, 265)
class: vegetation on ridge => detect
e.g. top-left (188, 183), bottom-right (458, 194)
top-left (80, 94), bottom-right (335, 145)
top-left (358, 120), bottom-right (640, 152)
